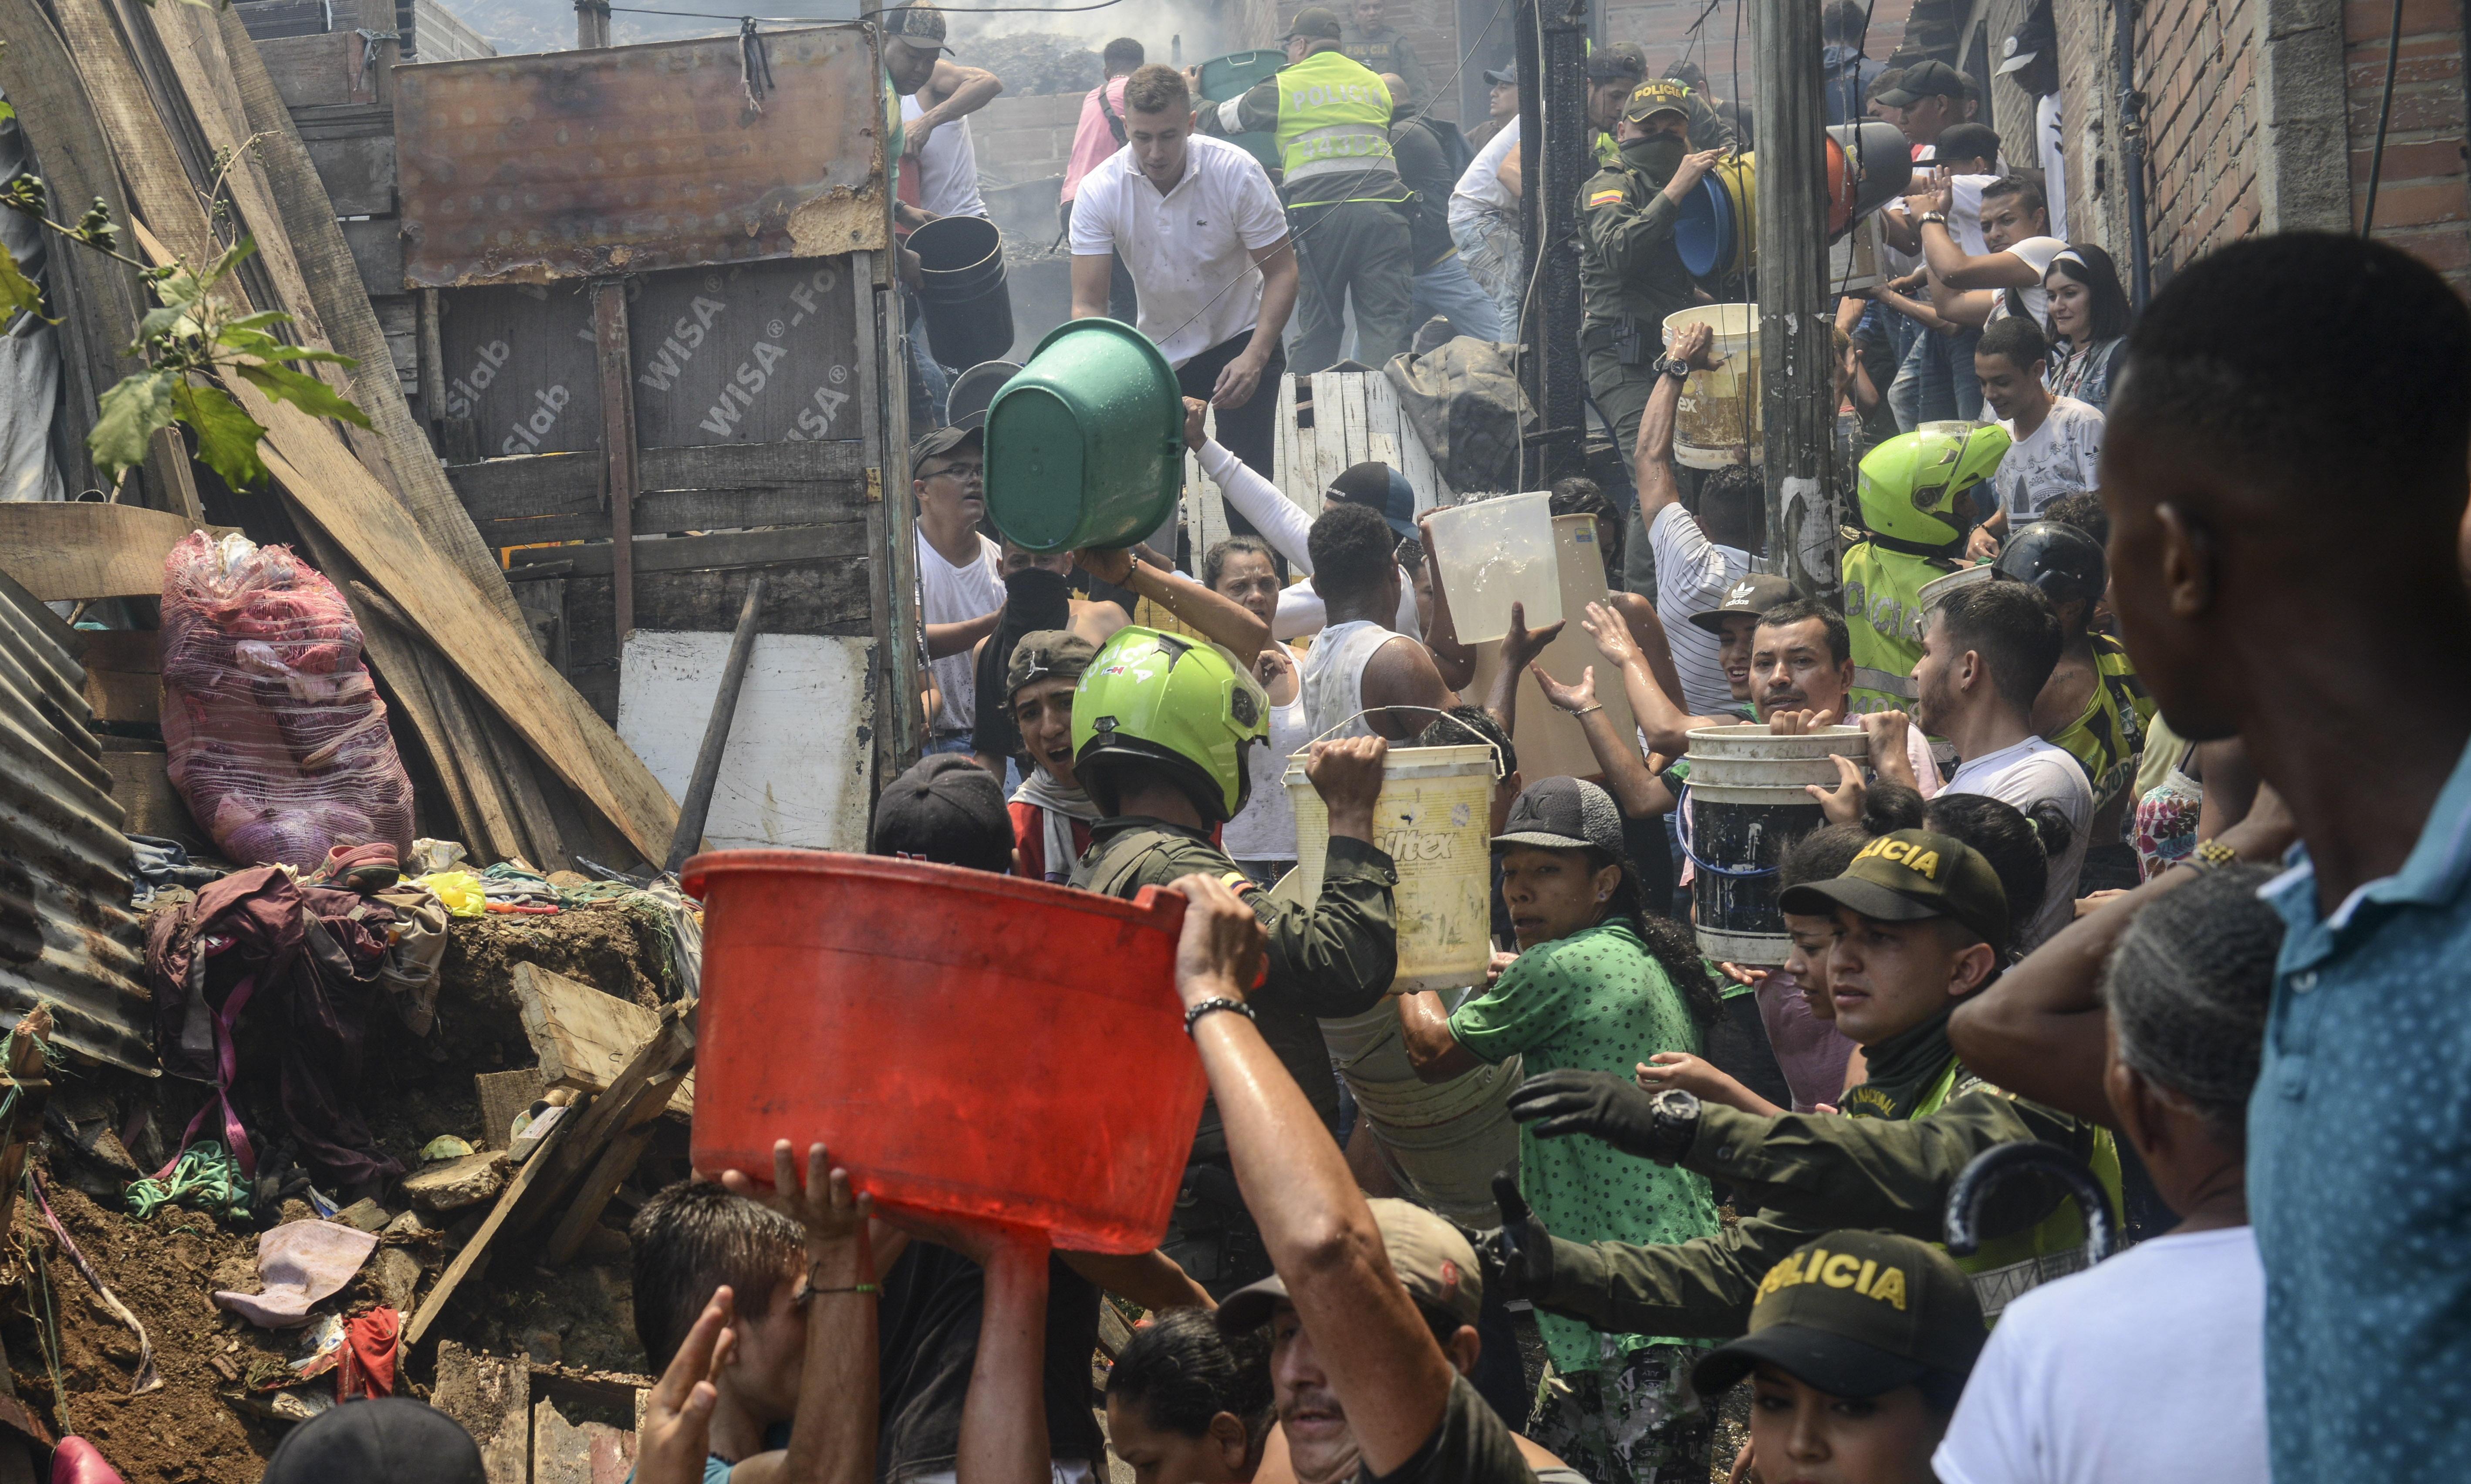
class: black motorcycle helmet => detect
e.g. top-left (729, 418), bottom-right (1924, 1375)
top-left (1995, 519), bottom-right (2106, 614)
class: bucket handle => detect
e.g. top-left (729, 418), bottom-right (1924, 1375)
top-left (1301, 706), bottom-right (1504, 782)
top-left (1672, 783), bottom-right (1782, 880)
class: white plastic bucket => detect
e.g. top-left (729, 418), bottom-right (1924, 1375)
top-left (1424, 490), bottom-right (1562, 644)
top-left (1664, 304), bottom-right (1761, 470)
top-left (1682, 724), bottom-right (1868, 965)
top-left (1286, 723), bottom-right (1501, 995)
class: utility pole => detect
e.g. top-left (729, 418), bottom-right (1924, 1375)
top-left (1750, 0), bottom-right (1840, 598)
top-left (1512, 0), bottom-right (1590, 487)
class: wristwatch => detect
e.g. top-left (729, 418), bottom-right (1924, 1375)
top-left (1654, 355), bottom-right (1692, 381)
top-left (1644, 1087), bottom-right (1702, 1164)
top-left (1918, 210), bottom-right (1950, 226)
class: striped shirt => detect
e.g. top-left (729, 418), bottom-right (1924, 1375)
top-left (1648, 504), bottom-right (1747, 715)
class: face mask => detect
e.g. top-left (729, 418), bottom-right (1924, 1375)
top-left (1622, 134), bottom-right (1688, 186)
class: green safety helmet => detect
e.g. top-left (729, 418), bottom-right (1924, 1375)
top-left (1856, 421), bottom-right (2012, 550)
top-left (1072, 626), bottom-right (1272, 825)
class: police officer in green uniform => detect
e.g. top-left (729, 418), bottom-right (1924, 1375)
top-left (1337, 0), bottom-right (1430, 109)
top-left (1067, 625), bottom-right (1401, 1294)
top-left (1488, 827), bottom-right (2121, 1334)
top-left (1198, 7), bottom-right (1415, 373)
top-left (1580, 80), bottom-right (1726, 471)
top-left (1840, 423), bottom-right (2010, 716)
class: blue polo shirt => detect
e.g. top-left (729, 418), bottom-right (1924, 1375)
top-left (2251, 732), bottom-right (2471, 1480)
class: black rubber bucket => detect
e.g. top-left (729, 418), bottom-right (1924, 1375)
top-left (945, 359), bottom-right (1022, 432)
top-left (912, 215), bottom-right (1016, 372)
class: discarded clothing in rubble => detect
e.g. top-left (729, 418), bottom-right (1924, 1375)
top-left (147, 865), bottom-right (404, 1188)
top-left (338, 1307), bottom-right (401, 1399)
top-left (213, 1218), bottom-right (379, 1327)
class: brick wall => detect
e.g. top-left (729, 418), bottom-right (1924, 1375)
top-left (2135, 0), bottom-right (2262, 280)
top-left (2346, 0), bottom-right (2470, 289)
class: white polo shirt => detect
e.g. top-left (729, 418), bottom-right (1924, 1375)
top-left (1067, 132), bottom-right (1290, 369)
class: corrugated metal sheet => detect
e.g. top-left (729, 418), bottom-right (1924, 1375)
top-left (0, 571), bottom-right (156, 1072)
top-left (395, 24), bottom-right (889, 288)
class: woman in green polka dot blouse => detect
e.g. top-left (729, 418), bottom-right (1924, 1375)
top-left (1400, 775), bottom-right (1728, 1484)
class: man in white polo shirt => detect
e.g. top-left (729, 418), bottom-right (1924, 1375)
top-left (1069, 63), bottom-right (1299, 534)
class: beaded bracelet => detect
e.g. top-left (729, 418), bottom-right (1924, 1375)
top-left (1184, 997), bottom-right (1256, 1035)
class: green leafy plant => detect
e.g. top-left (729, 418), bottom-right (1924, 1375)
top-left (0, 162), bottom-right (369, 494)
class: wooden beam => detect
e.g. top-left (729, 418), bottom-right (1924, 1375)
top-left (593, 283), bottom-right (638, 643)
top-left (503, 1008), bottom-right (695, 1243)
top-left (511, 963), bottom-right (693, 1117)
top-left (540, 1067), bottom-right (684, 1265)
top-left (448, 441), bottom-right (869, 516)
top-left (0, 504), bottom-right (225, 603)
top-left (507, 525), bottom-right (866, 581)
top-left (405, 1115), bottom-right (574, 1346)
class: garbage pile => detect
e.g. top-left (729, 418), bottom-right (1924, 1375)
top-left (969, 30), bottom-right (1104, 95)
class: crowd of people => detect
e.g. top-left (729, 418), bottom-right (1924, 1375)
top-left (528, 213), bottom-right (2465, 1484)
top-left (253, 8), bottom-right (2461, 1484)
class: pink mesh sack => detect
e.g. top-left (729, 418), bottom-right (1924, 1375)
top-left (159, 532), bottom-right (415, 868)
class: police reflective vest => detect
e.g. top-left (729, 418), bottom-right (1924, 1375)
top-left (2047, 633), bottom-right (2156, 814)
top-left (1273, 51), bottom-right (1409, 207)
top-left (1914, 1062), bottom-right (2124, 1317)
top-left (1840, 538), bottom-right (1960, 716)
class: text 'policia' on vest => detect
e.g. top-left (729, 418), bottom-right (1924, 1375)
top-left (1274, 50), bottom-right (1410, 207)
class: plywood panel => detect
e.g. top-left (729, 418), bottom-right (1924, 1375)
top-left (395, 26), bottom-right (889, 287)
top-left (628, 258), bottom-right (863, 449)
top-left (617, 631), bottom-right (874, 853)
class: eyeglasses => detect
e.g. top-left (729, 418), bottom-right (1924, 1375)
top-left (925, 462), bottom-right (984, 482)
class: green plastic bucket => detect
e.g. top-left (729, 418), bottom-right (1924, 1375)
top-left (1197, 50), bottom-right (1285, 172)
top-left (983, 318), bottom-right (1184, 554)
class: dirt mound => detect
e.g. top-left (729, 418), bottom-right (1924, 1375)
top-left (969, 31), bottom-right (1103, 95)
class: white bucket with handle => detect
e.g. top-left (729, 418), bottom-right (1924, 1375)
top-left (1284, 708), bottom-right (1502, 994)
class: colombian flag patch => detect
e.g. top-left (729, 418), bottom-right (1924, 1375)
top-left (1587, 188), bottom-right (1625, 208)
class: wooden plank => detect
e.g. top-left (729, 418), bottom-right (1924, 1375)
top-left (406, 1116), bottom-right (574, 1344)
top-left (304, 132), bottom-right (395, 215)
top-left (450, 442), bottom-right (870, 519)
top-left (288, 101), bottom-right (396, 142)
top-left (1312, 373), bottom-right (1344, 512)
top-left (511, 526), bottom-right (868, 582)
top-left (79, 631), bottom-right (160, 726)
top-left (594, 284), bottom-right (639, 644)
top-left (214, 1), bottom-right (532, 629)
top-left (395, 31), bottom-right (886, 287)
top-left (0, 505), bottom-right (227, 603)
top-left (235, 0), bottom-right (337, 42)
top-left (511, 963), bottom-right (694, 1117)
top-left (1340, 373), bottom-right (1371, 470)
top-left (476, 1068), bottom-right (548, 1150)
top-left (503, 1010), bottom-right (695, 1243)
top-left (255, 31), bottom-right (371, 107)
top-left (343, 215), bottom-right (406, 299)
top-left (97, 739), bottom-right (208, 850)
top-left (541, 1067), bottom-right (684, 1265)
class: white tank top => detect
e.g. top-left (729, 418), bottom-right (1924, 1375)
top-left (1299, 619), bottom-right (1404, 742)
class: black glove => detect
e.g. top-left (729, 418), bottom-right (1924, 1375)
top-left (1474, 1168), bottom-right (1555, 1303)
top-left (1507, 1069), bottom-right (1701, 1164)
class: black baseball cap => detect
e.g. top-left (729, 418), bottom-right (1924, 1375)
top-left (1493, 775), bottom-right (1625, 854)
top-left (1995, 16), bottom-right (2055, 75)
top-left (1326, 462), bottom-right (1418, 540)
top-left (882, 3), bottom-right (951, 52)
top-left (1691, 1230), bottom-right (1985, 1399)
top-left (910, 423), bottom-right (982, 476)
top-left (1688, 572), bottom-right (1796, 634)
top-left (870, 755), bottom-right (1012, 873)
top-left (1483, 65), bottom-right (1517, 85)
top-left (1875, 57), bottom-right (1963, 107)
top-left (1620, 79), bottom-right (1693, 124)
top-left (261, 1397), bottom-right (487, 1484)
top-left (1778, 828), bottom-right (2010, 951)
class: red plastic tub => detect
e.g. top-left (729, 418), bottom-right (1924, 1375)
top-left (683, 850), bottom-right (1205, 1254)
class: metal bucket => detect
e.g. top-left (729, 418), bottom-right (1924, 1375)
top-left (1682, 725), bottom-right (1868, 965)
top-left (911, 215), bottom-right (1016, 371)
top-left (946, 360), bottom-right (1021, 432)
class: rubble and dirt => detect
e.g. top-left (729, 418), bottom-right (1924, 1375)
top-left (0, 900), bottom-right (679, 1479)
top-left (968, 31), bottom-right (1104, 95)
